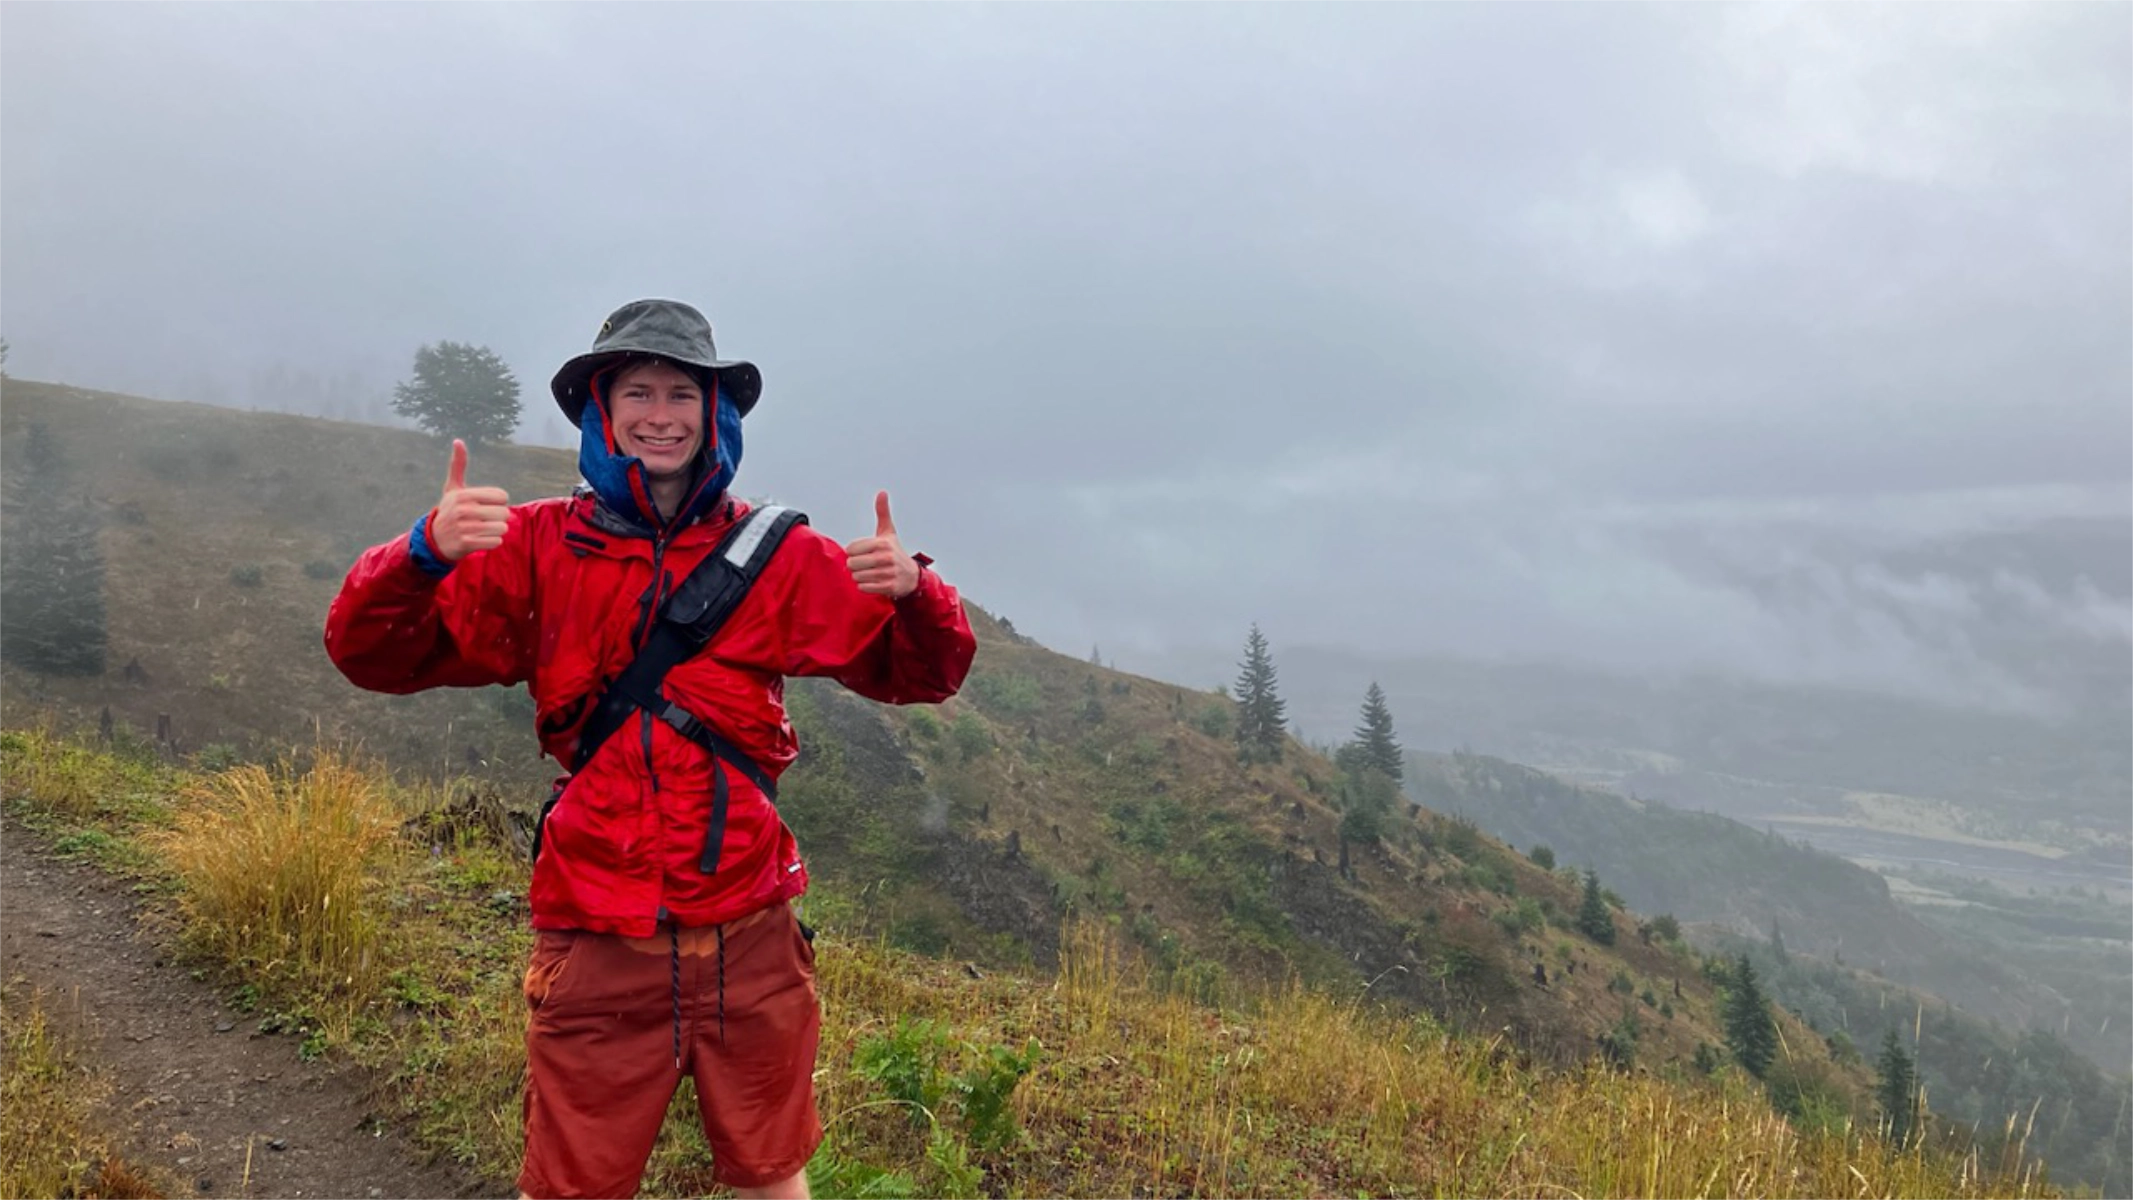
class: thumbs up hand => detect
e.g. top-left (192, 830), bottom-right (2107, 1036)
top-left (432, 439), bottom-right (512, 562)
top-left (844, 490), bottom-right (920, 599)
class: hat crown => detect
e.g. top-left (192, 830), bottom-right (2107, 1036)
top-left (592, 298), bottom-right (720, 361)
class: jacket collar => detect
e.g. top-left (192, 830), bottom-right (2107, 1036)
top-left (572, 487), bottom-right (747, 547)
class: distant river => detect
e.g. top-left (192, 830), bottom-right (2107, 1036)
top-left (1760, 819), bottom-right (2133, 895)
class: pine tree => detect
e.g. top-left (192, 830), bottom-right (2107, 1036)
top-left (1576, 870), bottom-right (1616, 944)
top-left (1721, 954), bottom-right (1779, 1079)
top-left (1341, 681), bottom-right (1404, 784)
top-left (1232, 624), bottom-right (1287, 764)
top-left (391, 341), bottom-right (522, 446)
top-left (0, 424), bottom-right (108, 675)
top-left (1876, 1028), bottom-right (1918, 1147)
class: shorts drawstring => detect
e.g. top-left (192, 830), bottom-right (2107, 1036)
top-left (661, 916), bottom-right (735, 1066)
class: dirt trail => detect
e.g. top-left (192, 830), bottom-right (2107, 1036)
top-left (2, 815), bottom-right (506, 1199)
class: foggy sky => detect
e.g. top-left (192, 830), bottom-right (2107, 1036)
top-left (5, 2), bottom-right (2128, 710)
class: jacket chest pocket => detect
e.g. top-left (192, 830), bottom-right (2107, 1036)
top-left (534, 551), bottom-right (651, 679)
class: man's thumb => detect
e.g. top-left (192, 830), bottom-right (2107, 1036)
top-left (874, 490), bottom-right (896, 538)
top-left (445, 439), bottom-right (468, 492)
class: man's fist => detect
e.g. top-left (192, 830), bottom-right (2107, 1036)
top-left (844, 490), bottom-right (919, 599)
top-left (431, 439), bottom-right (511, 562)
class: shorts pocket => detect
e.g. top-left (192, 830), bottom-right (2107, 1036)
top-left (524, 929), bottom-right (585, 1012)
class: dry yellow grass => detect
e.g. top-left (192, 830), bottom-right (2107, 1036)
top-left (0, 982), bottom-right (167, 1200)
top-left (153, 751), bottom-right (400, 1011)
top-left (796, 919), bottom-right (2050, 1199)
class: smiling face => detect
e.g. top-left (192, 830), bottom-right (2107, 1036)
top-left (606, 358), bottom-right (707, 481)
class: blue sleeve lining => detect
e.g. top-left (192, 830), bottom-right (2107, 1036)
top-left (408, 512), bottom-right (454, 579)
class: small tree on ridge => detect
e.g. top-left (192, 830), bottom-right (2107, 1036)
top-left (392, 341), bottom-right (521, 446)
top-left (1232, 624), bottom-right (1287, 764)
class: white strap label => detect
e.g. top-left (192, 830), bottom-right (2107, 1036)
top-left (723, 505), bottom-right (792, 568)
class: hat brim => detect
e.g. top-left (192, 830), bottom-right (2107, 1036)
top-left (551, 350), bottom-right (762, 427)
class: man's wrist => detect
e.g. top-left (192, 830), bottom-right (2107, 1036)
top-left (407, 511), bottom-right (456, 579)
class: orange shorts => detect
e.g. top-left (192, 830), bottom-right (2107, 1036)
top-left (517, 903), bottom-right (823, 1198)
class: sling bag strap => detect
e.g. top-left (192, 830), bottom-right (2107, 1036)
top-left (538, 504), bottom-right (807, 871)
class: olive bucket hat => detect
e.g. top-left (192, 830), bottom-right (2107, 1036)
top-left (550, 298), bottom-right (763, 427)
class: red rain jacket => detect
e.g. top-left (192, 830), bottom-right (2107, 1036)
top-left (324, 493), bottom-right (975, 936)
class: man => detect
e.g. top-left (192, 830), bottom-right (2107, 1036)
top-left (325, 299), bottom-right (976, 1199)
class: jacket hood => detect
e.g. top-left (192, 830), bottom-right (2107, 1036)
top-left (577, 372), bottom-right (745, 534)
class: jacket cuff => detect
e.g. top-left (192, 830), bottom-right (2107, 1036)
top-left (895, 563), bottom-right (957, 615)
top-left (407, 511), bottom-right (455, 579)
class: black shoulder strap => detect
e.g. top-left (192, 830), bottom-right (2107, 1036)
top-left (570, 505), bottom-right (808, 776)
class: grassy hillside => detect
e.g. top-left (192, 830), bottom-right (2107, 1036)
top-left (1409, 748), bottom-right (2132, 1194)
top-left (1700, 929), bottom-right (2132, 1199)
top-left (1, 380), bottom-right (570, 782)
top-left (0, 730), bottom-right (2060, 1199)
top-left (759, 630), bottom-right (1826, 1084)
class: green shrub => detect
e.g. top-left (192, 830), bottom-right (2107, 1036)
top-left (1514, 896), bottom-right (1545, 933)
top-left (1461, 860), bottom-right (1513, 896)
top-left (194, 743), bottom-right (243, 773)
top-left (1598, 1013), bottom-right (1640, 1070)
top-left (1106, 795), bottom-right (1183, 852)
top-left (968, 671), bottom-right (1042, 718)
top-left (229, 563), bottom-right (265, 588)
top-left (856, 1017), bottom-right (951, 1120)
top-left (1440, 816), bottom-right (1483, 860)
top-left (853, 1016), bottom-right (1039, 1157)
top-left (1692, 1041), bottom-right (1724, 1075)
top-left (956, 1039), bottom-right (1040, 1154)
top-left (950, 712), bottom-right (992, 761)
top-left (1194, 702), bottom-right (1231, 739)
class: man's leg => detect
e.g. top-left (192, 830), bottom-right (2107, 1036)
top-left (694, 904), bottom-right (825, 1197)
top-left (735, 1168), bottom-right (811, 1200)
top-left (519, 930), bottom-right (686, 1199)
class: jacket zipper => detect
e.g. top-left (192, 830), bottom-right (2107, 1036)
top-left (639, 535), bottom-right (669, 797)
top-left (640, 534), bottom-right (670, 926)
